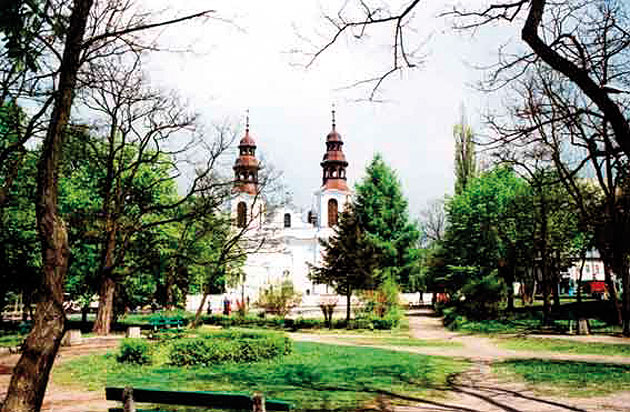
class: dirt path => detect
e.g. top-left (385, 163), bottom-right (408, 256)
top-left (293, 311), bottom-right (630, 365)
top-left (292, 309), bottom-right (630, 411)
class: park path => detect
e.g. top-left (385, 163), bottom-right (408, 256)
top-left (292, 309), bottom-right (630, 411)
top-left (292, 308), bottom-right (630, 365)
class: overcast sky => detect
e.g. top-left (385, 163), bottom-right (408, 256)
top-left (140, 0), bottom-right (521, 216)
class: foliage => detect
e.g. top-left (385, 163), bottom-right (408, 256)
top-left (255, 280), bottom-right (302, 318)
top-left (55, 342), bottom-right (469, 410)
top-left (354, 154), bottom-right (420, 289)
top-left (458, 271), bottom-right (506, 319)
top-left (117, 339), bottom-right (151, 365)
top-left (198, 314), bottom-right (400, 331)
top-left (310, 202), bottom-right (380, 321)
top-left (453, 120), bottom-right (476, 195)
top-left (356, 276), bottom-right (402, 329)
top-left (168, 331), bottom-right (292, 366)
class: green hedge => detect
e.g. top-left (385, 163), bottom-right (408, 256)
top-left (200, 314), bottom-right (398, 330)
top-left (168, 330), bottom-right (292, 366)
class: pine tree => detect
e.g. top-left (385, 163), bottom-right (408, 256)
top-left (354, 154), bottom-right (420, 289)
top-left (310, 203), bottom-right (380, 322)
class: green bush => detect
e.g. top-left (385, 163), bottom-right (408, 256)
top-left (458, 271), bottom-right (506, 319)
top-left (117, 339), bottom-right (152, 365)
top-left (168, 331), bottom-right (292, 366)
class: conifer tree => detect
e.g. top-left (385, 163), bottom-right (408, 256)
top-left (354, 154), bottom-right (420, 289)
top-left (310, 202), bottom-right (379, 322)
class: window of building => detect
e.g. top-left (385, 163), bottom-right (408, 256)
top-left (328, 198), bottom-right (338, 227)
top-left (284, 213), bottom-right (291, 228)
top-left (237, 201), bottom-right (247, 228)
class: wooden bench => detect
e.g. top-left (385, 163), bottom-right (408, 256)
top-left (106, 387), bottom-right (292, 412)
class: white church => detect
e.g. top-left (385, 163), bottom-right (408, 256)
top-left (226, 111), bottom-right (352, 306)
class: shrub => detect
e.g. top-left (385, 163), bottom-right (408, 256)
top-left (117, 339), bottom-right (151, 365)
top-left (256, 281), bottom-right (302, 317)
top-left (458, 271), bottom-right (506, 319)
top-left (168, 331), bottom-right (292, 366)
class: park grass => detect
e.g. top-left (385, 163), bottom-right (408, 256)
top-left (54, 341), bottom-right (468, 411)
top-left (494, 359), bottom-right (630, 396)
top-left (495, 337), bottom-right (630, 357)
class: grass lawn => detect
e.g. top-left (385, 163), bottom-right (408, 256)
top-left (494, 359), bottom-right (630, 396)
top-left (495, 337), bottom-right (630, 357)
top-left (54, 341), bottom-right (468, 411)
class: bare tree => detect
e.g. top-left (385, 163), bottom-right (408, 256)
top-left (308, 1), bottom-right (630, 157)
top-left (420, 198), bottom-right (445, 244)
top-left (78, 52), bottom-right (235, 335)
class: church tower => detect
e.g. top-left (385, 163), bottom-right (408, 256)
top-left (316, 107), bottom-right (351, 228)
top-left (232, 112), bottom-right (263, 229)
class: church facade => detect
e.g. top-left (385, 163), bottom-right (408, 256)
top-left (227, 113), bottom-right (351, 304)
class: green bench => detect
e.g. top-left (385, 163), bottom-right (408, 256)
top-left (148, 317), bottom-right (184, 331)
top-left (106, 387), bottom-right (292, 412)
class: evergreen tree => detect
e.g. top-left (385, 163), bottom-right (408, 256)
top-left (354, 154), bottom-right (420, 289)
top-left (310, 203), bottom-right (380, 322)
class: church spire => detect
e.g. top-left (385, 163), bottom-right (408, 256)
top-left (233, 110), bottom-right (259, 195)
top-left (331, 103), bottom-right (336, 131)
top-left (320, 106), bottom-right (349, 192)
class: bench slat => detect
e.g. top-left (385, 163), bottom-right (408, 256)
top-left (106, 387), bottom-right (291, 411)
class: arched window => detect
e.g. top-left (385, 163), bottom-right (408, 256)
top-left (284, 213), bottom-right (291, 228)
top-left (237, 201), bottom-right (247, 228)
top-left (327, 199), bottom-right (338, 227)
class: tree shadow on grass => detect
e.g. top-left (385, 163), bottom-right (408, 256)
top-left (280, 366), bottom-right (591, 412)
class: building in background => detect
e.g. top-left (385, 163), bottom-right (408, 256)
top-left (224, 110), bottom-right (352, 308)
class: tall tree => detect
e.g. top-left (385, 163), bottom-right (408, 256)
top-left (1, 2), bottom-right (94, 411)
top-left (444, 167), bottom-right (534, 312)
top-left (354, 153), bottom-right (420, 289)
top-left (0, 1), bottom-right (214, 409)
top-left (453, 115), bottom-right (477, 195)
top-left (310, 203), bottom-right (380, 322)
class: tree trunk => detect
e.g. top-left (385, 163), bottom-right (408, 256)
top-left (617, 259), bottom-right (630, 337)
top-left (552, 272), bottom-right (560, 309)
top-left (346, 289), bottom-right (351, 325)
top-left (1, 2), bottom-right (93, 410)
top-left (604, 262), bottom-right (623, 326)
top-left (576, 255), bottom-right (586, 304)
top-left (505, 264), bottom-right (515, 312)
top-left (81, 305), bottom-right (89, 324)
top-left (165, 264), bottom-right (176, 310)
top-left (93, 226), bottom-right (118, 335)
top-left (192, 291), bottom-right (209, 329)
top-left (93, 275), bottom-right (115, 335)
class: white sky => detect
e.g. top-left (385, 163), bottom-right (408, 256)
top-left (140, 0), bottom-right (522, 216)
